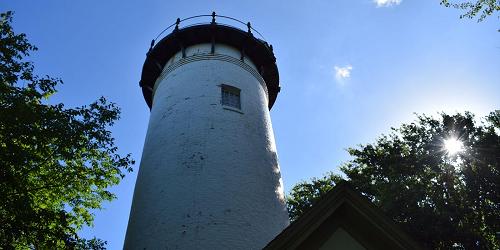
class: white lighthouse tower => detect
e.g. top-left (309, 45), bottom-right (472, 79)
top-left (125, 13), bottom-right (289, 249)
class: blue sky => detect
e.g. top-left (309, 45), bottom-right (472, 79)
top-left (3, 0), bottom-right (499, 249)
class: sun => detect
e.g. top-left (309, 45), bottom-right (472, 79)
top-left (443, 137), bottom-right (464, 155)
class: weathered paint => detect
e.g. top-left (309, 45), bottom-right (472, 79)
top-left (124, 43), bottom-right (289, 249)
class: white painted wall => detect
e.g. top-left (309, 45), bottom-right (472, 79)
top-left (319, 227), bottom-right (367, 250)
top-left (124, 43), bottom-right (289, 250)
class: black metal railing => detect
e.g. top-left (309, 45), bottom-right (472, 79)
top-left (149, 12), bottom-right (267, 51)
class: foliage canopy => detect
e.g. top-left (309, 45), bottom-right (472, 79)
top-left (0, 11), bottom-right (133, 249)
top-left (287, 111), bottom-right (500, 249)
top-left (440, 0), bottom-right (500, 22)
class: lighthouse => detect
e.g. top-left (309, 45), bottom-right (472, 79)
top-left (124, 13), bottom-right (289, 249)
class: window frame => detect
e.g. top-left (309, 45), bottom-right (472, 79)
top-left (220, 84), bottom-right (241, 110)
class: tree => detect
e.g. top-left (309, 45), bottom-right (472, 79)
top-left (0, 11), bottom-right (134, 249)
top-left (287, 111), bottom-right (500, 249)
top-left (440, 0), bottom-right (500, 22)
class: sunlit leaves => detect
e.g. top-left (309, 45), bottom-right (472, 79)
top-left (0, 11), bottom-right (133, 249)
top-left (286, 173), bottom-right (343, 221)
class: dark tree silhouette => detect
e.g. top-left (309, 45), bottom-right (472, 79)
top-left (287, 111), bottom-right (500, 249)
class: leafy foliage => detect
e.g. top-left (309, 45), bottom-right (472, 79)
top-left (287, 111), bottom-right (500, 249)
top-left (0, 11), bottom-right (134, 249)
top-left (440, 0), bottom-right (500, 22)
top-left (286, 174), bottom-right (343, 222)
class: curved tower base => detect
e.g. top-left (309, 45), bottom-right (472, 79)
top-left (125, 39), bottom-right (289, 249)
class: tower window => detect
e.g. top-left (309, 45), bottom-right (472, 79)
top-left (221, 84), bottom-right (241, 109)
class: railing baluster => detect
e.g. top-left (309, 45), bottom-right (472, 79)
top-left (150, 14), bottom-right (268, 51)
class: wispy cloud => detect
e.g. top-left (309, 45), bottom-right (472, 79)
top-left (374, 0), bottom-right (402, 7)
top-left (334, 65), bottom-right (353, 82)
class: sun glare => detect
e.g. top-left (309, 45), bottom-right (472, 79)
top-left (443, 137), bottom-right (464, 155)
